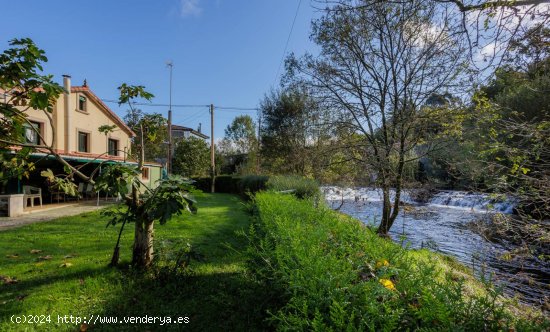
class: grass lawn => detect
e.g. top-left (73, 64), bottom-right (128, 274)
top-left (0, 193), bottom-right (265, 331)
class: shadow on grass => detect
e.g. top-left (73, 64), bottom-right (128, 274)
top-left (98, 270), bottom-right (272, 332)
top-left (0, 266), bottom-right (116, 319)
top-left (0, 194), bottom-right (274, 331)
top-left (96, 195), bottom-right (273, 331)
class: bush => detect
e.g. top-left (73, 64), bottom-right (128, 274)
top-left (266, 175), bottom-right (320, 199)
top-left (238, 175), bottom-right (269, 196)
top-left (191, 177), bottom-right (211, 192)
top-left (191, 175), bottom-right (268, 198)
top-left (246, 192), bottom-right (548, 331)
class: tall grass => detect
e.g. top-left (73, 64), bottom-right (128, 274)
top-left (266, 175), bottom-right (320, 199)
top-left (246, 192), bottom-right (548, 331)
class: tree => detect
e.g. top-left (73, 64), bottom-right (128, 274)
top-left (220, 115), bottom-right (259, 174)
top-left (0, 38), bottom-right (89, 184)
top-left (472, 26), bottom-right (550, 220)
top-left (314, 0), bottom-right (550, 71)
top-left (172, 136), bottom-right (210, 177)
top-left (0, 38), bottom-right (196, 268)
top-left (290, 0), bottom-right (468, 235)
top-left (123, 109), bottom-right (167, 163)
top-left (259, 85), bottom-right (319, 175)
top-left (223, 115), bottom-right (257, 155)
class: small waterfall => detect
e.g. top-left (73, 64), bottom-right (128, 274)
top-left (428, 191), bottom-right (516, 214)
top-left (322, 187), bottom-right (414, 204)
top-left (323, 187), bottom-right (516, 214)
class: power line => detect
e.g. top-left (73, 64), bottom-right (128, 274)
top-left (273, 0), bottom-right (303, 86)
top-left (215, 106), bottom-right (259, 112)
top-left (102, 99), bottom-right (209, 108)
top-left (102, 99), bottom-right (258, 112)
top-left (181, 111), bottom-right (209, 123)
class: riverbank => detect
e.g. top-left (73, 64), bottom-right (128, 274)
top-left (323, 186), bottom-right (550, 308)
top-left (248, 191), bottom-right (548, 330)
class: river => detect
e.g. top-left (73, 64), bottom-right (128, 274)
top-left (323, 186), bottom-right (549, 310)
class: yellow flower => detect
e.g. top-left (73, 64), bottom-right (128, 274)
top-left (375, 259), bottom-right (389, 269)
top-left (379, 278), bottom-right (396, 291)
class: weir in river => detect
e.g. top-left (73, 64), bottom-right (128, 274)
top-left (323, 187), bottom-right (549, 310)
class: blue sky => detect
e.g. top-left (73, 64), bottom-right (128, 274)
top-left (0, 0), bottom-right (319, 139)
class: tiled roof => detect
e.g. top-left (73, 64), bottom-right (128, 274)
top-left (0, 86), bottom-right (136, 137)
top-left (171, 125), bottom-right (209, 139)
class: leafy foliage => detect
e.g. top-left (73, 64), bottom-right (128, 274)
top-left (173, 136), bottom-right (210, 177)
top-left (192, 174), bottom-right (269, 198)
top-left (96, 163), bottom-right (198, 267)
top-left (0, 150), bottom-right (34, 187)
top-left (141, 175), bottom-right (197, 225)
top-left (94, 164), bottom-right (140, 198)
top-left (0, 38), bottom-right (64, 186)
top-left (219, 115), bottom-right (259, 175)
top-left (95, 163), bottom-right (197, 225)
top-left (468, 26), bottom-right (550, 220)
top-left (98, 124), bottom-right (117, 135)
top-left (222, 115), bottom-right (257, 155)
top-left (40, 169), bottom-right (78, 197)
top-left (259, 86), bottom-right (320, 175)
top-left (117, 83), bottom-right (154, 105)
top-left (123, 109), bottom-right (167, 162)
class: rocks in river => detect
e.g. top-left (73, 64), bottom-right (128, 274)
top-left (409, 185), bottom-right (438, 204)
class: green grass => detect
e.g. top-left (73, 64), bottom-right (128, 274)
top-left (247, 192), bottom-right (549, 331)
top-left (0, 193), bottom-right (265, 331)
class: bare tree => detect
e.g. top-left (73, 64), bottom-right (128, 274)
top-left (290, 0), bottom-right (468, 235)
top-left (314, 0), bottom-right (550, 75)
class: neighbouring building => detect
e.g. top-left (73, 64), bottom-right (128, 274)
top-left (171, 124), bottom-right (209, 140)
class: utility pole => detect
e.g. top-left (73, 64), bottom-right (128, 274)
top-left (210, 104), bottom-right (215, 193)
top-left (166, 61), bottom-right (173, 174)
top-left (257, 114), bottom-right (261, 173)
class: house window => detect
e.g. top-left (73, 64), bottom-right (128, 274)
top-left (142, 167), bottom-right (149, 180)
top-left (78, 131), bottom-right (89, 152)
top-left (23, 121), bottom-right (41, 145)
top-left (108, 138), bottom-right (119, 156)
top-left (78, 96), bottom-right (87, 112)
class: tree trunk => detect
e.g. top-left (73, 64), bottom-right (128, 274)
top-left (109, 218), bottom-right (128, 267)
top-left (131, 219), bottom-right (154, 268)
top-left (130, 126), bottom-right (154, 268)
top-left (378, 186), bottom-right (393, 236)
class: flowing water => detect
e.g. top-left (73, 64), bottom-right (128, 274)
top-left (323, 187), bottom-right (549, 309)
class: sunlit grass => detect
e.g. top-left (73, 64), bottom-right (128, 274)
top-left (0, 193), bottom-right (264, 331)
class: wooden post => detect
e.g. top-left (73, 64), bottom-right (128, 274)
top-left (167, 109), bottom-right (172, 174)
top-left (167, 62), bottom-right (173, 175)
top-left (257, 114), bottom-right (261, 173)
top-left (210, 104), bottom-right (215, 193)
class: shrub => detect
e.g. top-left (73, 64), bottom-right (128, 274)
top-left (213, 175), bottom-right (238, 193)
top-left (191, 175), bottom-right (268, 198)
top-left (266, 175), bottom-right (320, 199)
top-left (246, 192), bottom-right (548, 331)
top-left (191, 177), bottom-right (211, 192)
top-left (238, 175), bottom-right (269, 196)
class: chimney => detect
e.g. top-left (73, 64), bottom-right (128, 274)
top-left (198, 123), bottom-right (202, 133)
top-left (63, 75), bottom-right (72, 152)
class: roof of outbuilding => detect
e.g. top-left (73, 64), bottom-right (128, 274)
top-left (171, 124), bottom-right (209, 139)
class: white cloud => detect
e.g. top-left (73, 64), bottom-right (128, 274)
top-left (180, 0), bottom-right (202, 17)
